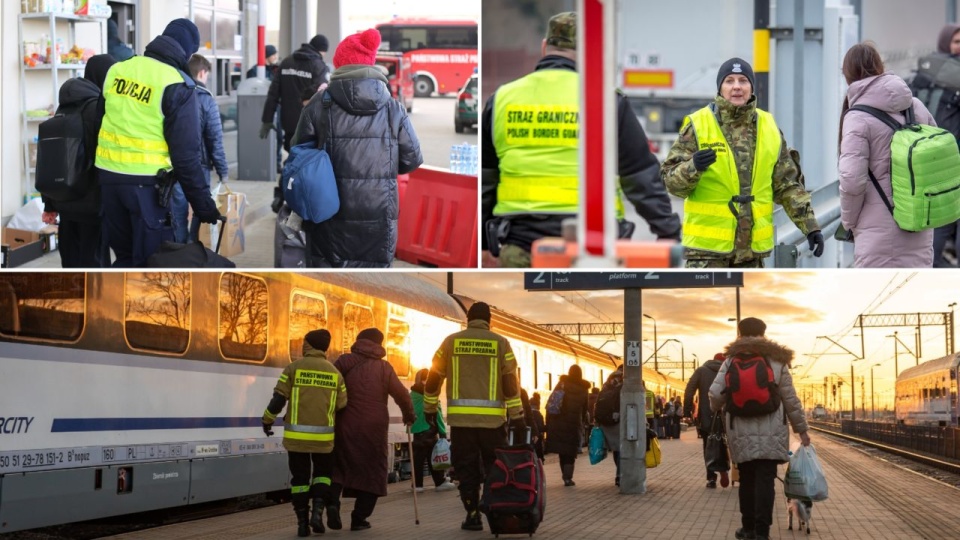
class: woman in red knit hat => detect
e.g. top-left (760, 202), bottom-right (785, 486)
top-left (291, 28), bottom-right (423, 268)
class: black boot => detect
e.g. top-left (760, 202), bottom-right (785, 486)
top-left (326, 502), bottom-right (342, 530)
top-left (310, 498), bottom-right (324, 534)
top-left (293, 492), bottom-right (311, 537)
top-left (350, 511), bottom-right (371, 531)
top-left (561, 464), bottom-right (576, 486)
top-left (461, 510), bottom-right (483, 531)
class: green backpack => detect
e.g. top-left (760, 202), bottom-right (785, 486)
top-left (848, 105), bottom-right (960, 232)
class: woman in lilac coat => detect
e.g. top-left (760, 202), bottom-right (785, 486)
top-left (838, 42), bottom-right (936, 268)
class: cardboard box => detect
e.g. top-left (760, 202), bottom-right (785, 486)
top-left (201, 189), bottom-right (247, 257)
top-left (1, 228), bottom-right (45, 268)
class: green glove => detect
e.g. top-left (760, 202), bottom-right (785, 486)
top-left (259, 122), bottom-right (274, 139)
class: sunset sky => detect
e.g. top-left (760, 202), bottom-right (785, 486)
top-left (413, 270), bottom-right (960, 410)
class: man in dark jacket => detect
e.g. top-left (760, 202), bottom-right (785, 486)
top-left (95, 18), bottom-right (220, 267)
top-left (291, 28), bottom-right (423, 268)
top-left (261, 35), bottom-right (330, 149)
top-left (40, 54), bottom-right (116, 268)
top-left (480, 11), bottom-right (681, 268)
top-left (683, 352), bottom-right (728, 488)
top-left (107, 18), bottom-right (134, 61)
top-left (247, 44), bottom-right (279, 80)
top-left (911, 24), bottom-right (960, 267)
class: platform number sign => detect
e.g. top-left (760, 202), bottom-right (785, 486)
top-left (626, 341), bottom-right (640, 367)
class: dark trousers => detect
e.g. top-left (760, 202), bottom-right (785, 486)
top-left (329, 483), bottom-right (378, 521)
top-left (101, 184), bottom-right (173, 267)
top-left (288, 451), bottom-right (334, 510)
top-left (558, 452), bottom-right (577, 467)
top-left (412, 432), bottom-right (446, 488)
top-left (57, 218), bottom-right (102, 268)
top-left (737, 459), bottom-right (779, 537)
top-left (933, 221), bottom-right (960, 267)
top-left (451, 426), bottom-right (506, 510)
top-left (700, 428), bottom-right (716, 481)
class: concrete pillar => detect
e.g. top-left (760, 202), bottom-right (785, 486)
top-left (316, 0), bottom-right (343, 58)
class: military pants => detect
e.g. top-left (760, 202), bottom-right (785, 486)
top-left (499, 244), bottom-right (532, 268)
top-left (685, 257), bottom-right (764, 269)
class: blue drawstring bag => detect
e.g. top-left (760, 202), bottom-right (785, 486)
top-left (589, 426), bottom-right (607, 465)
top-left (281, 92), bottom-right (339, 223)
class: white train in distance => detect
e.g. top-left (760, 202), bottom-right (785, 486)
top-left (895, 353), bottom-right (960, 427)
top-left (0, 272), bottom-right (683, 533)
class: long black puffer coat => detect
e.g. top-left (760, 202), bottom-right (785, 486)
top-left (292, 65), bottom-right (423, 267)
top-left (545, 374), bottom-right (590, 457)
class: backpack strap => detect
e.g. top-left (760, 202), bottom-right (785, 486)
top-left (317, 91), bottom-right (333, 151)
top-left (846, 105), bottom-right (899, 216)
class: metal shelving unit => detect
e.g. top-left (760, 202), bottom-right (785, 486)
top-left (18, 11), bottom-right (106, 202)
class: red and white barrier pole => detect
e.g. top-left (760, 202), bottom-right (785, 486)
top-left (256, 0), bottom-right (267, 79)
top-left (577, 0), bottom-right (618, 262)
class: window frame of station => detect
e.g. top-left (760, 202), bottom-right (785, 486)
top-left (122, 272), bottom-right (193, 356)
top-left (0, 272), bottom-right (86, 344)
top-left (186, 0), bottom-right (244, 98)
top-left (217, 271), bottom-right (269, 364)
top-left (288, 288), bottom-right (329, 362)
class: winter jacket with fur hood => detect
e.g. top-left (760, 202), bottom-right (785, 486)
top-left (708, 336), bottom-right (808, 464)
top-left (839, 72), bottom-right (936, 268)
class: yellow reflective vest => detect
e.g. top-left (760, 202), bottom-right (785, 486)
top-left (492, 68), bottom-right (625, 218)
top-left (682, 106), bottom-right (779, 254)
top-left (424, 319), bottom-right (523, 428)
top-left (96, 56), bottom-right (189, 176)
top-left (264, 349), bottom-right (347, 454)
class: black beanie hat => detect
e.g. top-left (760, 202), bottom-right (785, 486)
top-left (357, 327), bottom-right (384, 345)
top-left (310, 34), bottom-right (330, 53)
top-left (162, 18), bottom-right (201, 60)
top-left (467, 301), bottom-right (492, 322)
top-left (738, 317), bottom-right (767, 337)
top-left (304, 329), bottom-right (331, 351)
top-left (716, 57), bottom-right (755, 93)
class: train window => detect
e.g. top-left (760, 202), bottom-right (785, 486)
top-left (386, 317), bottom-right (411, 378)
top-left (341, 302), bottom-right (375, 351)
top-left (289, 292), bottom-right (328, 361)
top-left (124, 273), bottom-right (191, 354)
top-left (218, 273), bottom-right (268, 362)
top-left (0, 273), bottom-right (84, 341)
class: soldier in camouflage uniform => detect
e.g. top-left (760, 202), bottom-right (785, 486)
top-left (481, 11), bottom-right (680, 268)
top-left (661, 58), bottom-right (824, 268)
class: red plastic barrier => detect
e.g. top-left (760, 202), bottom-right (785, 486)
top-left (396, 166), bottom-right (478, 268)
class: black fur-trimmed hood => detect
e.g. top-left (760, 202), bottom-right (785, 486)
top-left (723, 336), bottom-right (794, 367)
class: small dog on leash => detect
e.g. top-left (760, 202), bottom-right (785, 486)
top-left (787, 498), bottom-right (813, 534)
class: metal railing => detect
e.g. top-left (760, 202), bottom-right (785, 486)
top-left (842, 420), bottom-right (960, 461)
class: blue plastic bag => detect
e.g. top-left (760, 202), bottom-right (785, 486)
top-left (589, 426), bottom-right (607, 465)
top-left (784, 444), bottom-right (829, 501)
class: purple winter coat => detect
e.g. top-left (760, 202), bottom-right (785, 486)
top-left (839, 72), bottom-right (936, 268)
top-left (332, 338), bottom-right (415, 497)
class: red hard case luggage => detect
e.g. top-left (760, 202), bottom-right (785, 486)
top-left (480, 428), bottom-right (545, 537)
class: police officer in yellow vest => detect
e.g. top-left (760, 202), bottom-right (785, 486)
top-left (96, 19), bottom-right (220, 267)
top-left (661, 58), bottom-right (825, 268)
top-left (262, 329), bottom-right (347, 537)
top-left (480, 11), bottom-right (681, 268)
top-left (423, 302), bottom-right (526, 532)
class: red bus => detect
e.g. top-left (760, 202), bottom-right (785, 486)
top-left (375, 19), bottom-right (478, 97)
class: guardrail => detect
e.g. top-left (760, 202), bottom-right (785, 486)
top-left (841, 420), bottom-right (960, 461)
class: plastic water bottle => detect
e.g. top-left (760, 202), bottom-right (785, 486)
top-left (449, 144), bottom-right (461, 174)
top-left (468, 144), bottom-right (478, 176)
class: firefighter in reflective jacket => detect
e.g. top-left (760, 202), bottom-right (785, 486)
top-left (262, 329), bottom-right (347, 537)
top-left (424, 302), bottom-right (526, 532)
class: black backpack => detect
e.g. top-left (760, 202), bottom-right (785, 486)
top-left (593, 380), bottom-right (621, 426)
top-left (35, 100), bottom-right (96, 202)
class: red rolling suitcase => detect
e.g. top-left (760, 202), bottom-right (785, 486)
top-left (480, 428), bottom-right (546, 537)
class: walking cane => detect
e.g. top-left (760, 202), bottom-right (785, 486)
top-left (407, 426), bottom-right (421, 525)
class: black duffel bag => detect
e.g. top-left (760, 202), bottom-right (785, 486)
top-left (147, 216), bottom-right (235, 268)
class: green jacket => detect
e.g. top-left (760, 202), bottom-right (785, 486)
top-left (411, 390), bottom-right (446, 436)
top-left (661, 95), bottom-right (819, 265)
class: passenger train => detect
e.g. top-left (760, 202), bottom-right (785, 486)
top-left (0, 272), bottom-right (683, 533)
top-left (894, 353), bottom-right (960, 427)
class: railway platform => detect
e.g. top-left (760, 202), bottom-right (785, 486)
top-left (101, 428), bottom-right (960, 540)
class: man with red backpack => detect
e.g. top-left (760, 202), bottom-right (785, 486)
top-left (709, 317), bottom-right (811, 540)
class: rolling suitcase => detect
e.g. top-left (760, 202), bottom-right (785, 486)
top-left (480, 427), bottom-right (545, 537)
